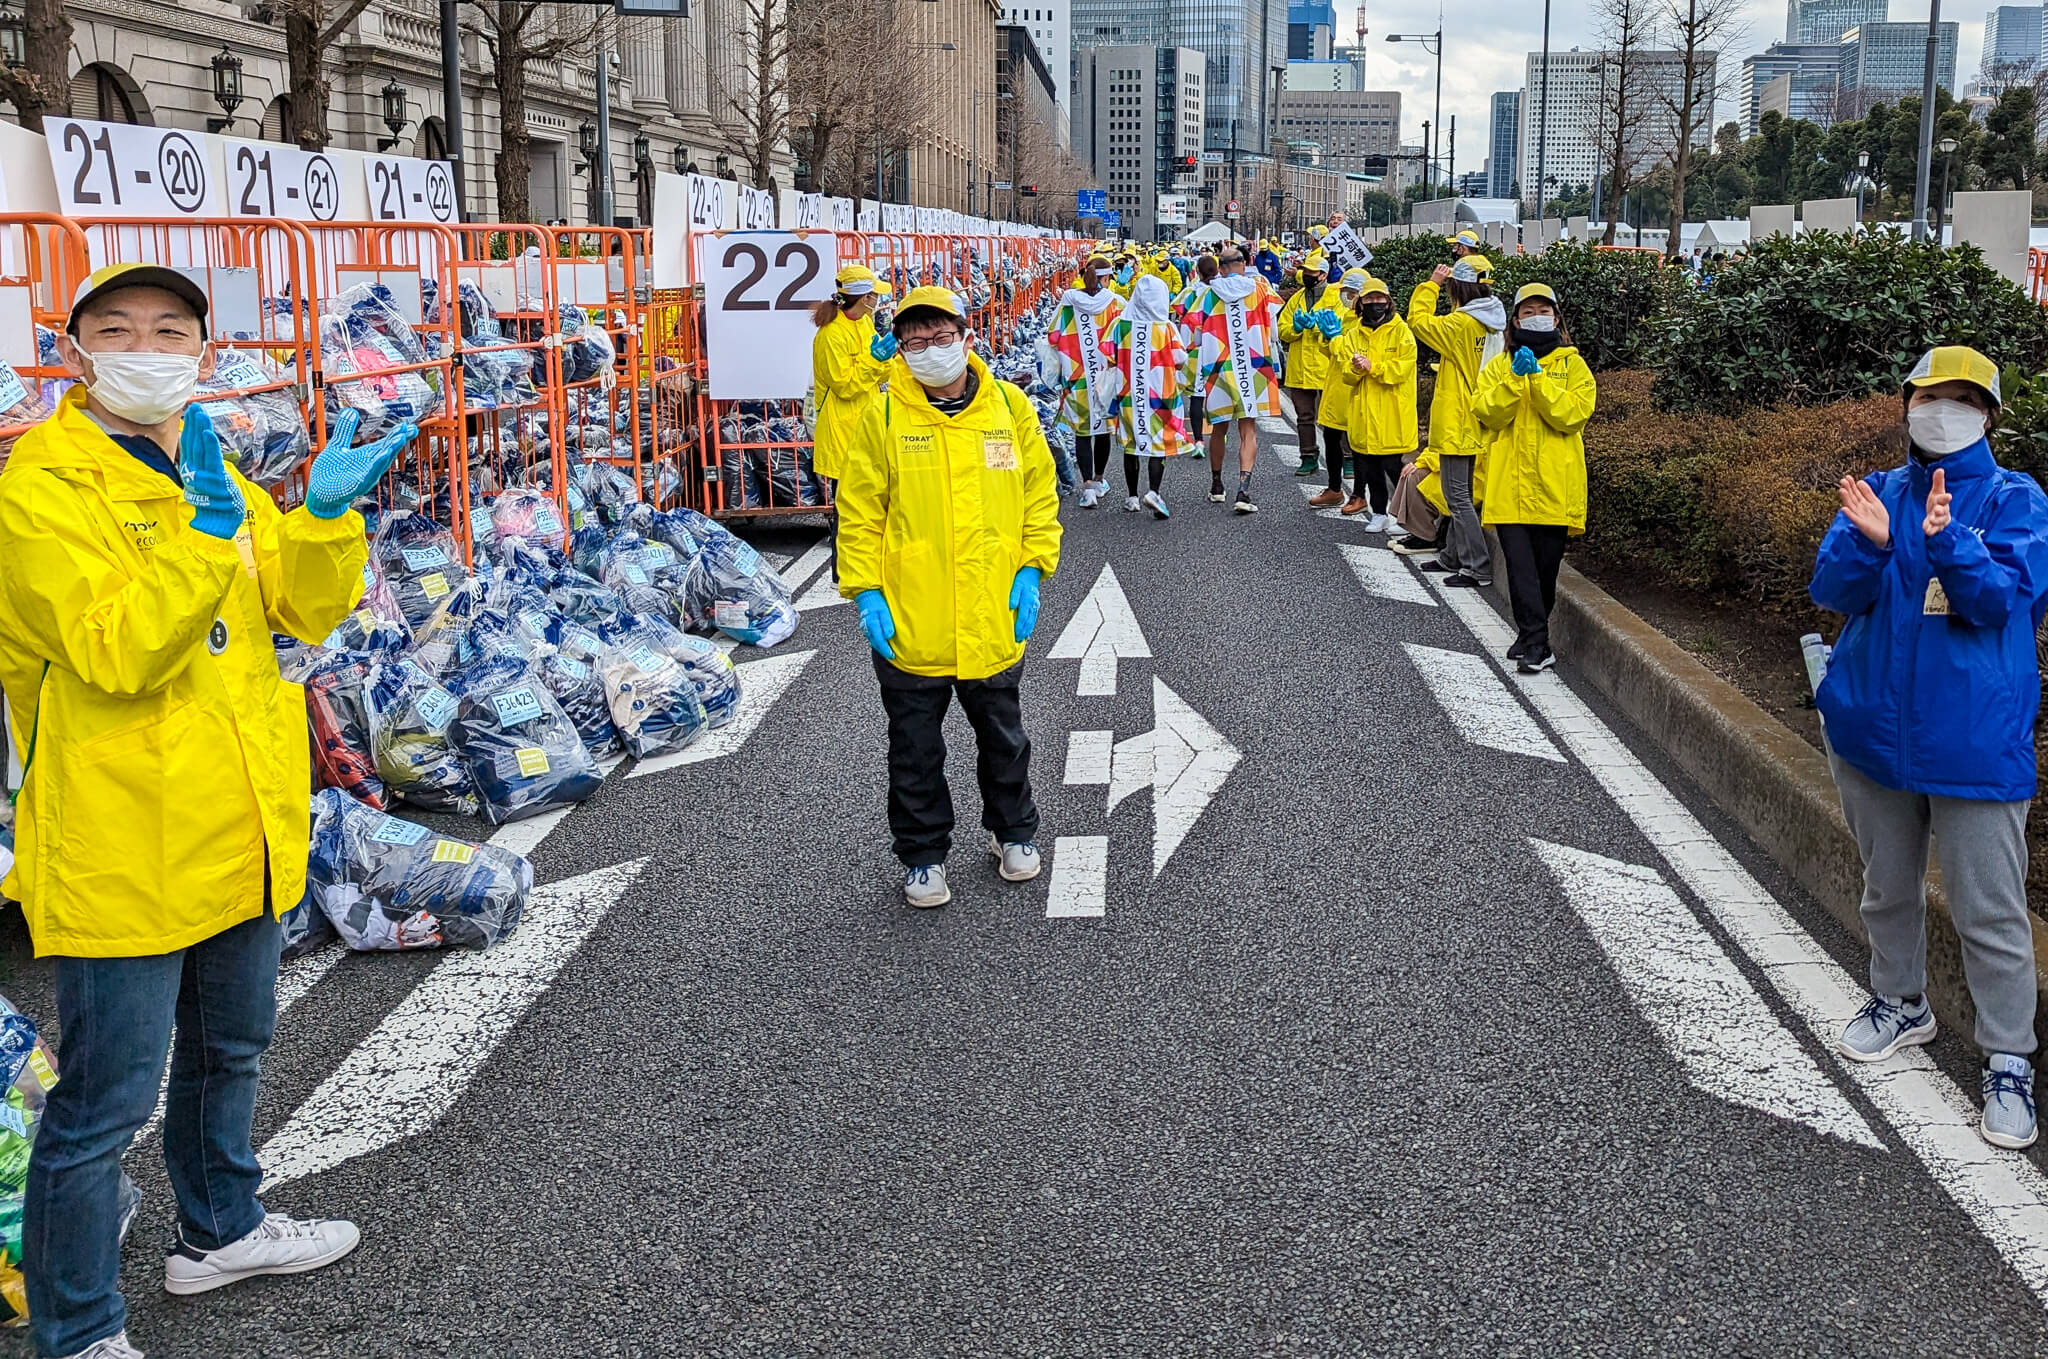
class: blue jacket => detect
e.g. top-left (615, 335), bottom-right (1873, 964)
top-left (1254, 250), bottom-right (1283, 287)
top-left (1810, 437), bottom-right (2048, 801)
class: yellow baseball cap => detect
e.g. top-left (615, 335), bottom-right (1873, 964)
top-left (67, 262), bottom-right (210, 338)
top-left (892, 285), bottom-right (966, 326)
top-left (1905, 345), bottom-right (2001, 406)
top-left (1303, 250), bottom-right (1330, 273)
top-left (1309, 223), bottom-right (1330, 240)
top-left (1514, 283), bottom-right (1559, 307)
top-left (1357, 273), bottom-right (1390, 297)
top-left (834, 264), bottom-right (892, 298)
top-left (1450, 229), bottom-right (1481, 248)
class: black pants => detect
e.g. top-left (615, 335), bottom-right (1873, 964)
top-left (1321, 428), bottom-right (1351, 491)
top-left (1077, 432), bottom-right (1112, 483)
top-left (1497, 523), bottom-right (1569, 653)
top-left (1124, 453), bottom-right (1164, 495)
top-left (1354, 453), bottom-right (1403, 511)
top-left (874, 655), bottom-right (1038, 866)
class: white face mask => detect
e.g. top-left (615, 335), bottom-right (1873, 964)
top-left (905, 338), bottom-right (968, 389)
top-left (82, 349), bottom-right (202, 426)
top-left (1518, 314), bottom-right (1558, 333)
top-left (1907, 398), bottom-right (1989, 456)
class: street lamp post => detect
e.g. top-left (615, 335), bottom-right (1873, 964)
top-left (1536, 0), bottom-right (1551, 221)
top-left (1856, 150), bottom-right (1870, 233)
top-left (1386, 29), bottom-right (1442, 197)
top-left (1937, 135), bottom-right (1959, 239)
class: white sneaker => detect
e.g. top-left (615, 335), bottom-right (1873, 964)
top-left (1142, 490), bottom-right (1170, 520)
top-left (61, 1334), bottom-right (146, 1359)
top-left (988, 835), bottom-right (1043, 882)
top-left (1368, 513), bottom-right (1395, 534)
top-left (1124, 495), bottom-right (1141, 512)
top-left (163, 1212), bottom-right (360, 1296)
top-left (1077, 486), bottom-right (1099, 508)
top-left (903, 864), bottom-right (951, 908)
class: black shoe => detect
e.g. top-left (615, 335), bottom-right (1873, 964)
top-left (1234, 490), bottom-right (1259, 514)
top-left (1517, 646), bottom-right (1556, 674)
top-left (1209, 482), bottom-right (1227, 503)
top-left (1389, 536), bottom-right (1435, 556)
top-left (1418, 560), bottom-right (1451, 573)
top-left (1506, 638), bottom-right (1529, 661)
top-left (1441, 574), bottom-right (1491, 589)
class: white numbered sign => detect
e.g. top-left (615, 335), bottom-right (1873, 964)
top-left (737, 184), bottom-right (775, 230)
top-left (1319, 221), bottom-right (1374, 274)
top-left (364, 155), bottom-right (458, 224)
top-left (225, 141), bottom-right (344, 222)
top-left (687, 175), bottom-right (727, 231)
top-left (857, 206), bottom-right (880, 232)
top-left (830, 198), bottom-right (855, 230)
top-left (48, 118), bottom-right (218, 217)
top-left (794, 194), bottom-right (823, 230)
top-left (702, 230), bottom-right (837, 400)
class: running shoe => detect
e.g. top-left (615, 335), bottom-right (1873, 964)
top-left (60, 1335), bottom-right (145, 1359)
top-left (1209, 482), bottom-right (1227, 503)
top-left (1367, 513), bottom-right (1397, 533)
top-left (1124, 495), bottom-right (1141, 512)
top-left (1984, 1054), bottom-right (2039, 1150)
top-left (1234, 490), bottom-right (1258, 514)
top-left (1390, 536), bottom-right (1436, 556)
top-left (1838, 993), bottom-right (1936, 1061)
top-left (1517, 647), bottom-right (1557, 675)
top-left (903, 864), bottom-right (951, 908)
top-left (1077, 486), bottom-right (1099, 509)
top-left (1506, 638), bottom-right (1530, 661)
top-left (1143, 490), bottom-right (1169, 520)
top-left (988, 835), bottom-right (1043, 882)
top-left (1442, 574), bottom-right (1490, 589)
top-left (1418, 560), bottom-right (1451, 573)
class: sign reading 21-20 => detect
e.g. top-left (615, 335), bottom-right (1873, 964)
top-left (49, 118), bottom-right (220, 217)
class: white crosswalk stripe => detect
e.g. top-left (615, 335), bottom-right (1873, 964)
top-left (1339, 544), bottom-right (1437, 607)
top-left (1402, 642), bottom-right (1564, 762)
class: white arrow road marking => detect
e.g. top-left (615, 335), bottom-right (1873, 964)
top-left (1341, 543), bottom-right (1437, 607)
top-left (1142, 679), bottom-right (1241, 876)
top-left (1109, 729), bottom-right (1152, 814)
top-left (257, 857), bottom-right (650, 1191)
top-left (1046, 836), bottom-right (1109, 918)
top-left (761, 551), bottom-right (794, 573)
top-left (1428, 572), bottom-right (2048, 1305)
top-left (1047, 563), bottom-right (1152, 696)
top-left (1403, 643), bottom-right (1565, 763)
top-left (779, 537), bottom-right (834, 596)
top-left (1064, 730), bottom-right (1113, 785)
top-left (1531, 838), bottom-right (1879, 1148)
top-left (795, 565), bottom-right (848, 612)
top-left (629, 649), bottom-right (816, 779)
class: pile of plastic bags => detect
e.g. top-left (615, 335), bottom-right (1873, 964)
top-left (301, 790), bottom-right (533, 951)
top-left (196, 348), bottom-right (313, 487)
top-left (320, 282), bottom-right (443, 441)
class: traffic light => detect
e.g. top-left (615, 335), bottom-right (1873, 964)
top-left (1360, 154), bottom-right (1389, 176)
top-left (1177, 154), bottom-right (1197, 171)
top-left (1019, 185), bottom-right (1039, 197)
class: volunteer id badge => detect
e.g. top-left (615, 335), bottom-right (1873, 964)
top-left (1924, 577), bottom-right (1951, 616)
top-left (984, 434), bottom-right (1017, 471)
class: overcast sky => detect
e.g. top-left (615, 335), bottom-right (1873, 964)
top-left (1360, 0), bottom-right (1981, 173)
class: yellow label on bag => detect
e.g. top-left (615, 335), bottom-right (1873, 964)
top-left (515, 747), bottom-right (550, 777)
top-left (431, 839), bottom-right (475, 864)
top-left (421, 572), bottom-right (450, 600)
top-left (1924, 577), bottom-right (1951, 616)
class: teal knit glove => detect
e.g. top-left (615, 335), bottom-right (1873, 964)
top-left (305, 409), bottom-right (418, 519)
top-left (180, 406), bottom-right (246, 541)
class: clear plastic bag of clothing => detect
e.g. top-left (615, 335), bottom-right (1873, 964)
top-left (445, 654), bottom-right (605, 824)
top-left (488, 486), bottom-right (568, 549)
top-left (365, 657), bottom-right (479, 815)
top-left (195, 348), bottom-right (311, 487)
top-left (306, 790), bottom-right (532, 950)
top-left (675, 508), bottom-right (798, 647)
top-left (319, 284), bottom-right (442, 440)
top-left (594, 627), bottom-right (708, 758)
top-left (277, 892), bottom-right (337, 961)
top-left (626, 613), bottom-right (742, 729)
top-left (369, 512), bottom-right (468, 629)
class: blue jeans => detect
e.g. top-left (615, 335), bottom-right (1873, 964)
top-left (25, 910), bottom-right (281, 1357)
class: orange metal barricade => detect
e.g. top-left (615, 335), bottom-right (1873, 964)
top-left (547, 225), bottom-right (646, 505)
top-left (2030, 247), bottom-right (2048, 304)
top-left (0, 214), bottom-right (95, 454)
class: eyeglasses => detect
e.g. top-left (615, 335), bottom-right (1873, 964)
top-left (898, 331), bottom-right (964, 355)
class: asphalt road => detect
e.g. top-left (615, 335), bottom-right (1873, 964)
top-left (6, 419), bottom-right (2048, 1357)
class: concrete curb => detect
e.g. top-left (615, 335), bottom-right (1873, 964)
top-left (1483, 548), bottom-right (2048, 1054)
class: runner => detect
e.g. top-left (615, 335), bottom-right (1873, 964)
top-left (1191, 244), bottom-right (1282, 514)
top-left (1306, 268), bottom-right (1367, 510)
top-left (1275, 250), bottom-right (1333, 479)
top-left (1171, 252), bottom-right (1217, 460)
top-left (1406, 255), bottom-right (1507, 587)
top-left (1102, 273), bottom-right (1190, 520)
top-left (1047, 252), bottom-right (1123, 508)
top-left (836, 286), bottom-right (1064, 909)
top-left (1333, 273), bottom-right (1419, 528)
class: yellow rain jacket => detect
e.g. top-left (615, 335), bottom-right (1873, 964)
top-left (1471, 345), bottom-right (1597, 533)
top-left (1315, 312), bottom-right (1364, 433)
top-left (837, 353), bottom-right (1063, 680)
top-left (811, 310), bottom-right (888, 481)
top-left (1333, 314), bottom-right (1420, 456)
top-left (1407, 279), bottom-right (1506, 462)
top-left (1275, 281), bottom-right (1334, 390)
top-left (0, 391), bottom-right (368, 957)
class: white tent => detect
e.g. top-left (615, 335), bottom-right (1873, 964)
top-left (1185, 220), bottom-right (1234, 244)
top-left (1693, 219), bottom-right (1751, 251)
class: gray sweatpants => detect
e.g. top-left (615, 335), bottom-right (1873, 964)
top-left (1830, 751), bottom-right (2038, 1056)
top-left (1435, 453), bottom-right (1490, 580)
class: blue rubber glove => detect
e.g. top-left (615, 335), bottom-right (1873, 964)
top-left (305, 409), bottom-right (418, 519)
top-left (856, 589), bottom-right (896, 659)
top-left (870, 333), bottom-right (898, 362)
top-left (179, 406), bottom-right (246, 541)
top-left (1512, 346), bottom-right (1543, 377)
top-left (1316, 309), bottom-right (1344, 338)
top-left (1010, 566), bottom-right (1043, 642)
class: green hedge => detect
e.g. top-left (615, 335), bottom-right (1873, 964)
top-left (1654, 231), bottom-right (2048, 414)
top-left (1494, 243), bottom-right (1684, 373)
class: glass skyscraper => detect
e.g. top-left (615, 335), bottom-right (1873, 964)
top-left (1784, 0), bottom-right (1886, 44)
top-left (1072, 0), bottom-right (1288, 157)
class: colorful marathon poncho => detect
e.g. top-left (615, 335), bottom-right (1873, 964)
top-left (1102, 275), bottom-right (1190, 458)
top-left (1189, 272), bottom-right (1282, 421)
top-left (1046, 286), bottom-right (1124, 438)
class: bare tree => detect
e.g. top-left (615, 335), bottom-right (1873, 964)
top-left (788, 0), bottom-right (886, 194)
top-left (468, 2), bottom-right (604, 222)
top-left (1591, 0), bottom-right (1655, 244)
top-left (1657, 0), bottom-right (1743, 254)
top-left (0, 0), bottom-right (70, 131)
top-left (273, 0), bottom-right (380, 150)
top-left (719, 0), bottom-right (791, 189)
